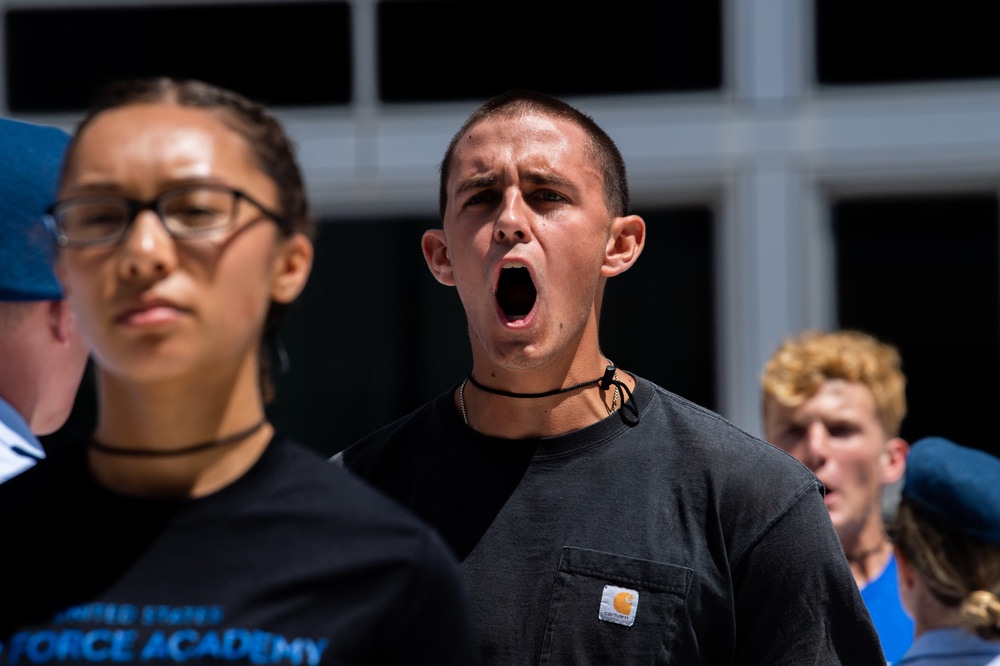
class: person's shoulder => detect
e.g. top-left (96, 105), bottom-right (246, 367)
top-left (641, 378), bottom-right (805, 454)
top-left (275, 434), bottom-right (464, 572)
top-left (0, 437), bottom-right (90, 551)
top-left (641, 377), bottom-right (752, 440)
top-left (0, 454), bottom-right (42, 504)
top-left (332, 389), bottom-right (450, 471)
top-left (289, 432), bottom-right (437, 501)
top-left (636, 376), bottom-right (819, 490)
top-left (270, 433), bottom-right (412, 511)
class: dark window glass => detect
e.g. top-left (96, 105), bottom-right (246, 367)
top-left (378, 0), bottom-right (722, 103)
top-left (602, 206), bottom-right (716, 412)
top-left (834, 195), bottom-right (1000, 456)
top-left (269, 218), bottom-right (471, 457)
top-left (816, 1), bottom-right (1000, 85)
top-left (5, 2), bottom-right (351, 113)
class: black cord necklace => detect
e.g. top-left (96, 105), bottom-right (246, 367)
top-left (89, 418), bottom-right (269, 457)
top-left (464, 363), bottom-right (640, 426)
top-left (849, 535), bottom-right (890, 566)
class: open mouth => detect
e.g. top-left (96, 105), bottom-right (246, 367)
top-left (496, 265), bottom-right (537, 321)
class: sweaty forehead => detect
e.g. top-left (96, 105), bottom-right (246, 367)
top-left (450, 113), bottom-right (595, 178)
top-left (798, 380), bottom-right (879, 418)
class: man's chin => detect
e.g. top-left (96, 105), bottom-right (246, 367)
top-left (824, 499), bottom-right (849, 530)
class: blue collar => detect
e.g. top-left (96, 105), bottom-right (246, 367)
top-left (896, 627), bottom-right (1000, 665)
top-left (0, 395), bottom-right (44, 459)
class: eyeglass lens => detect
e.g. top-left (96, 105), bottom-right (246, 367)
top-left (55, 186), bottom-right (238, 244)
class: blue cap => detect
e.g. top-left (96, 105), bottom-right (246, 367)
top-left (0, 117), bottom-right (71, 302)
top-left (903, 437), bottom-right (1000, 545)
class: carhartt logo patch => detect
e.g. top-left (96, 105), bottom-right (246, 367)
top-left (598, 585), bottom-right (638, 626)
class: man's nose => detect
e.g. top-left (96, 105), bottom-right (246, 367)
top-left (801, 423), bottom-right (830, 471)
top-left (493, 189), bottom-right (532, 244)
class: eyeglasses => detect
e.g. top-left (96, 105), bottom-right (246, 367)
top-left (47, 184), bottom-right (287, 248)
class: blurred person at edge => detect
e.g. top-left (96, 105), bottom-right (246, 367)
top-left (0, 78), bottom-right (477, 666)
top-left (0, 117), bottom-right (90, 484)
top-left (762, 330), bottom-right (912, 663)
top-left (891, 436), bottom-right (1000, 665)
top-left (337, 89), bottom-right (884, 665)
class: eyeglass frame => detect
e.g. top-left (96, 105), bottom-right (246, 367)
top-left (45, 183), bottom-right (289, 249)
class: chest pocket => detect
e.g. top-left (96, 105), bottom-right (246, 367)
top-left (539, 547), bottom-right (692, 666)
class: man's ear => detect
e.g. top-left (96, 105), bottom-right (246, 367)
top-left (45, 299), bottom-right (76, 345)
top-left (270, 233), bottom-right (314, 304)
top-left (880, 437), bottom-right (909, 485)
top-left (422, 229), bottom-right (455, 286)
top-left (602, 214), bottom-right (645, 277)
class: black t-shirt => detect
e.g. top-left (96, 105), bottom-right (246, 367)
top-left (337, 376), bottom-right (886, 665)
top-left (0, 433), bottom-right (477, 666)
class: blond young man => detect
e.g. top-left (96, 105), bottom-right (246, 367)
top-left (762, 329), bottom-right (912, 663)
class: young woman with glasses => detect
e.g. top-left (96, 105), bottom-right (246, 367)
top-left (0, 78), bottom-right (476, 665)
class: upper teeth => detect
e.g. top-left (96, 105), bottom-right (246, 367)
top-left (502, 262), bottom-right (525, 269)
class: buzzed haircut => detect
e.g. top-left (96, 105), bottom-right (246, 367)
top-left (0, 301), bottom-right (33, 335)
top-left (438, 90), bottom-right (630, 219)
top-left (761, 329), bottom-right (908, 438)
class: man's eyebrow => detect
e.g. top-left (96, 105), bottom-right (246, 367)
top-left (523, 171), bottom-right (574, 189)
top-left (453, 171), bottom-right (577, 199)
top-left (454, 174), bottom-right (497, 197)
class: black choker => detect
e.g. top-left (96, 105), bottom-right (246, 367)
top-left (848, 535), bottom-right (890, 565)
top-left (466, 364), bottom-right (640, 426)
top-left (89, 418), bottom-right (269, 457)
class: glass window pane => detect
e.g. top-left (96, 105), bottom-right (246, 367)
top-left (602, 206), bottom-right (716, 412)
top-left (5, 2), bottom-right (351, 113)
top-left (378, 0), bottom-right (722, 103)
top-left (269, 218), bottom-right (469, 456)
top-left (815, 0), bottom-right (1000, 86)
top-left (833, 194), bottom-right (1000, 453)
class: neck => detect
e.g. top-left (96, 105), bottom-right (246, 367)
top-left (0, 305), bottom-right (48, 433)
top-left (91, 417), bottom-right (269, 457)
top-left (844, 522), bottom-right (893, 587)
top-left (910, 580), bottom-right (963, 639)
top-left (457, 357), bottom-right (635, 438)
top-left (87, 361), bottom-right (271, 499)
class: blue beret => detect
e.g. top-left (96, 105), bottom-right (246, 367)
top-left (903, 437), bottom-right (1000, 545)
top-left (0, 117), bottom-right (70, 301)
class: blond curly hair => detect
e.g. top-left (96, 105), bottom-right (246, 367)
top-left (761, 330), bottom-right (907, 438)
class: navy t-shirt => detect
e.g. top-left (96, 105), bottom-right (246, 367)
top-left (338, 375), bottom-right (886, 665)
top-left (0, 433), bottom-right (478, 665)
